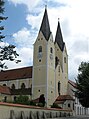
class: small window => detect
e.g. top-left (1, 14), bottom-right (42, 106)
top-left (38, 90), bottom-right (40, 92)
top-left (64, 57), bottom-right (66, 63)
top-left (14, 96), bottom-right (16, 102)
top-left (39, 46), bottom-right (42, 53)
top-left (73, 103), bottom-right (74, 110)
top-left (68, 103), bottom-right (70, 107)
top-left (58, 81), bottom-right (60, 95)
top-left (39, 59), bottom-right (41, 62)
top-left (4, 96), bottom-right (7, 102)
top-left (21, 83), bottom-right (25, 89)
top-left (51, 91), bottom-right (53, 93)
top-left (55, 57), bottom-right (59, 68)
top-left (50, 47), bottom-right (53, 53)
top-left (11, 84), bottom-right (15, 90)
top-left (3, 84), bottom-right (6, 86)
top-left (58, 66), bottom-right (60, 72)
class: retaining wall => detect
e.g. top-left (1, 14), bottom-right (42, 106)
top-left (0, 102), bottom-right (73, 119)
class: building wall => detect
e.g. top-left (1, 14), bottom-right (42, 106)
top-left (0, 102), bottom-right (72, 119)
top-left (0, 78), bottom-right (32, 89)
top-left (62, 46), bottom-right (68, 94)
top-left (32, 31), bottom-right (55, 107)
top-left (68, 82), bottom-right (89, 115)
top-left (55, 43), bottom-right (68, 96)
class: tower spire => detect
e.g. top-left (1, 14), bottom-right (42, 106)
top-left (40, 7), bottom-right (51, 41)
top-left (55, 19), bottom-right (65, 51)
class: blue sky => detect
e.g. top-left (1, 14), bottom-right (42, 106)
top-left (1, 0), bottom-right (89, 81)
top-left (3, 1), bottom-right (28, 43)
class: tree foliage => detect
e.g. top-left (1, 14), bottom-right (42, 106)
top-left (14, 95), bottom-right (36, 106)
top-left (14, 95), bottom-right (30, 105)
top-left (76, 61), bottom-right (89, 107)
top-left (0, 0), bottom-right (20, 69)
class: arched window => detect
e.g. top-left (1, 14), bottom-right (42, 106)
top-left (58, 81), bottom-right (60, 95)
top-left (38, 46), bottom-right (42, 53)
top-left (50, 47), bottom-right (53, 53)
top-left (68, 103), bottom-right (70, 107)
top-left (11, 84), bottom-right (15, 90)
top-left (64, 57), bottom-right (66, 63)
top-left (4, 96), bottom-right (7, 102)
top-left (21, 83), bottom-right (25, 89)
top-left (55, 57), bottom-right (59, 68)
top-left (14, 96), bottom-right (16, 102)
top-left (3, 84), bottom-right (6, 86)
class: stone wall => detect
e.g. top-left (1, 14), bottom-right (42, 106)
top-left (0, 102), bottom-right (73, 119)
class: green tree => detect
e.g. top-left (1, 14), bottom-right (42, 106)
top-left (76, 62), bottom-right (89, 107)
top-left (0, 0), bottom-right (20, 69)
top-left (14, 95), bottom-right (36, 106)
top-left (14, 95), bottom-right (30, 105)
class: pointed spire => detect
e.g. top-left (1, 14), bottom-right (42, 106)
top-left (55, 19), bottom-right (65, 51)
top-left (40, 7), bottom-right (51, 41)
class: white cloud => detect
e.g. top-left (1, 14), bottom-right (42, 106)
top-left (8, 0), bottom-right (42, 13)
top-left (5, 47), bottom-right (33, 70)
top-left (0, 42), bottom-right (9, 47)
top-left (13, 27), bottom-right (36, 47)
top-left (7, 0), bottom-right (89, 80)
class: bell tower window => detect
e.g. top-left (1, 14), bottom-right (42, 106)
top-left (58, 81), bottom-right (60, 95)
top-left (55, 56), bottom-right (59, 68)
top-left (39, 46), bottom-right (42, 53)
top-left (50, 47), bottom-right (53, 53)
top-left (64, 57), bottom-right (66, 63)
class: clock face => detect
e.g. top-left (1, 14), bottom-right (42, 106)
top-left (38, 53), bottom-right (42, 59)
top-left (50, 54), bottom-right (53, 60)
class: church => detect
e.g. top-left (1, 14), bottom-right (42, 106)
top-left (0, 7), bottom-right (74, 109)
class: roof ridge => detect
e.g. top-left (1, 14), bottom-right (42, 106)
top-left (0, 66), bottom-right (33, 72)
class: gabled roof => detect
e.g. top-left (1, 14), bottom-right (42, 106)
top-left (55, 21), bottom-right (65, 51)
top-left (0, 66), bottom-right (32, 81)
top-left (0, 85), bottom-right (11, 95)
top-left (40, 7), bottom-right (51, 41)
top-left (54, 95), bottom-right (74, 105)
top-left (68, 80), bottom-right (77, 88)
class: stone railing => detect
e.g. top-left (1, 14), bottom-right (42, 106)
top-left (0, 102), bottom-right (73, 119)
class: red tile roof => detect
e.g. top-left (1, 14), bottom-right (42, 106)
top-left (32, 98), bottom-right (39, 103)
top-left (0, 85), bottom-right (11, 95)
top-left (54, 95), bottom-right (74, 104)
top-left (68, 80), bottom-right (77, 88)
top-left (0, 66), bottom-right (33, 81)
top-left (54, 100), bottom-right (65, 104)
top-left (56, 95), bottom-right (74, 101)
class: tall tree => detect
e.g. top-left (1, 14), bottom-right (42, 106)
top-left (76, 62), bottom-right (89, 107)
top-left (0, 0), bottom-right (20, 69)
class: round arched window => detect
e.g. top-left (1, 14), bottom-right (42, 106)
top-left (11, 84), bottom-right (15, 90)
top-left (50, 47), bottom-right (53, 53)
top-left (21, 83), bottom-right (25, 89)
top-left (38, 46), bottom-right (42, 53)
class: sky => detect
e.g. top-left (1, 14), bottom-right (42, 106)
top-left (1, 0), bottom-right (89, 81)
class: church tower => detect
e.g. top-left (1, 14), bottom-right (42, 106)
top-left (55, 20), bottom-right (68, 97)
top-left (32, 7), bottom-right (55, 107)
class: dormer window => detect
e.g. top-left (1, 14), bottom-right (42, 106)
top-left (39, 46), bottom-right (42, 53)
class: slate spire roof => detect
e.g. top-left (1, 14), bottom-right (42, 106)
top-left (55, 20), bottom-right (65, 51)
top-left (40, 7), bottom-right (51, 41)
